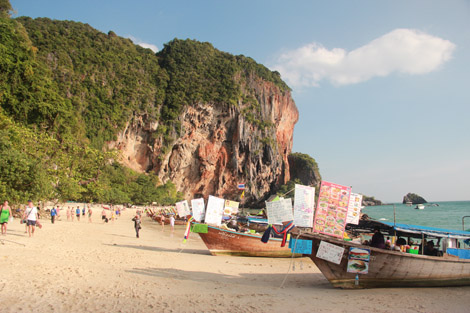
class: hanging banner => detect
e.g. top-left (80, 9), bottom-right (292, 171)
top-left (293, 184), bottom-right (315, 227)
top-left (346, 193), bottom-right (363, 225)
top-left (313, 181), bottom-right (351, 238)
top-left (316, 240), bottom-right (345, 265)
top-left (175, 200), bottom-right (190, 217)
top-left (347, 247), bottom-right (370, 274)
top-left (191, 198), bottom-right (205, 222)
top-left (266, 198), bottom-right (293, 224)
top-left (223, 200), bottom-right (239, 216)
top-left (204, 195), bottom-right (225, 226)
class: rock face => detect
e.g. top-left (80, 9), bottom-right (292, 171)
top-left (288, 152), bottom-right (321, 188)
top-left (403, 193), bottom-right (427, 204)
top-left (109, 77), bottom-right (298, 206)
top-left (362, 196), bottom-right (382, 206)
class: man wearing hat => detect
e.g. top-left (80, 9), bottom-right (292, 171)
top-left (23, 200), bottom-right (39, 237)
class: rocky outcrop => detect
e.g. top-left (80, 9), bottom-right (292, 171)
top-left (109, 77), bottom-right (298, 206)
top-left (403, 193), bottom-right (427, 204)
top-left (288, 152), bottom-right (321, 188)
top-left (362, 196), bottom-right (382, 206)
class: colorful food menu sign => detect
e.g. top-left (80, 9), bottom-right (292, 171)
top-left (346, 193), bottom-right (363, 225)
top-left (191, 198), bottom-right (205, 222)
top-left (204, 195), bottom-right (225, 226)
top-left (223, 200), bottom-right (239, 216)
top-left (313, 181), bottom-right (351, 238)
top-left (347, 247), bottom-right (370, 274)
top-left (293, 184), bottom-right (315, 227)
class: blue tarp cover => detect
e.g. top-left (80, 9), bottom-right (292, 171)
top-left (381, 221), bottom-right (470, 239)
top-left (446, 248), bottom-right (470, 259)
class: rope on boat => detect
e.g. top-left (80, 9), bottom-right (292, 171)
top-left (279, 230), bottom-right (302, 289)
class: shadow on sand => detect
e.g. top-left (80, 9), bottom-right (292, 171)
top-left (125, 266), bottom-right (330, 289)
top-left (103, 243), bottom-right (212, 256)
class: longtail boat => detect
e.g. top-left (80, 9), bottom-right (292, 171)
top-left (291, 221), bottom-right (470, 288)
top-left (197, 224), bottom-right (300, 258)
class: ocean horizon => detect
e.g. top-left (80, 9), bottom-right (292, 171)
top-left (362, 200), bottom-right (470, 231)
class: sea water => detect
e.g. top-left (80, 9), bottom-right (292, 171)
top-left (362, 201), bottom-right (470, 232)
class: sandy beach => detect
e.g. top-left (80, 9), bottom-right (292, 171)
top-left (1, 208), bottom-right (469, 313)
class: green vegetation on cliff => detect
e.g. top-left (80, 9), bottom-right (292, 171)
top-left (0, 1), bottom-right (290, 205)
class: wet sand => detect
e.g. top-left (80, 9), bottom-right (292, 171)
top-left (0, 208), bottom-right (469, 313)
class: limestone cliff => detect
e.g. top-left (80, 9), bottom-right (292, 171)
top-left (109, 76), bottom-right (298, 205)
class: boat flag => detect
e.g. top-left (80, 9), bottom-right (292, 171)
top-left (237, 183), bottom-right (245, 190)
top-left (240, 190), bottom-right (245, 199)
top-left (182, 217), bottom-right (194, 243)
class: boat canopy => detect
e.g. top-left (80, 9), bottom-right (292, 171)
top-left (347, 220), bottom-right (470, 240)
top-left (380, 221), bottom-right (470, 240)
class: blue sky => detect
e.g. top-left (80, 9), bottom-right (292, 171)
top-left (11, 0), bottom-right (470, 202)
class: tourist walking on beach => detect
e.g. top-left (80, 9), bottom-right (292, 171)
top-left (88, 207), bottom-right (93, 223)
top-left (71, 207), bottom-right (75, 222)
top-left (101, 209), bottom-right (107, 223)
top-left (0, 201), bottom-right (13, 235)
top-left (82, 206), bottom-right (86, 217)
top-left (23, 200), bottom-right (38, 237)
top-left (160, 213), bottom-right (165, 231)
top-left (132, 215), bottom-right (141, 238)
top-left (170, 214), bottom-right (175, 233)
top-left (75, 206), bottom-right (81, 221)
top-left (50, 206), bottom-right (57, 224)
top-left (66, 207), bottom-right (71, 221)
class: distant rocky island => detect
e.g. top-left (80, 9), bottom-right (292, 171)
top-left (402, 193), bottom-right (427, 204)
top-left (362, 195), bottom-right (382, 206)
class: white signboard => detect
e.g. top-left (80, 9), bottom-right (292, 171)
top-left (266, 198), bottom-right (293, 224)
top-left (346, 193), bottom-right (363, 225)
top-left (175, 200), bottom-right (191, 217)
top-left (293, 184), bottom-right (315, 227)
top-left (204, 195), bottom-right (225, 226)
top-left (191, 198), bottom-right (205, 222)
top-left (316, 240), bottom-right (345, 265)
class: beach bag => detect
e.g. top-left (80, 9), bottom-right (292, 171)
top-left (9, 216), bottom-right (13, 223)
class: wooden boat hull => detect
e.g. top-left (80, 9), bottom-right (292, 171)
top-left (294, 232), bottom-right (470, 288)
top-left (198, 225), bottom-right (299, 258)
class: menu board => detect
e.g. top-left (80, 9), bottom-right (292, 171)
top-left (293, 184), bottom-right (315, 227)
top-left (316, 240), bottom-right (345, 264)
top-left (204, 195), bottom-right (225, 226)
top-left (223, 200), bottom-right (239, 216)
top-left (346, 193), bottom-right (363, 225)
top-left (175, 200), bottom-right (190, 217)
top-left (190, 198), bottom-right (205, 222)
top-left (347, 247), bottom-right (370, 274)
top-left (266, 198), bottom-right (293, 224)
top-left (313, 181), bottom-right (351, 238)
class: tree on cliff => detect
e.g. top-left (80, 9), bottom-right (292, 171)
top-left (0, 0), bottom-right (13, 18)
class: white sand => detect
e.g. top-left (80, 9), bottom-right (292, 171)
top-left (1, 209), bottom-right (469, 313)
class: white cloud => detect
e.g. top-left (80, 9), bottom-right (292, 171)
top-left (128, 36), bottom-right (158, 53)
top-left (272, 29), bottom-right (456, 87)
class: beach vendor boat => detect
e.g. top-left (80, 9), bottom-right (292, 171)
top-left (196, 224), bottom-right (300, 258)
top-left (291, 220), bottom-right (470, 289)
top-left (415, 204), bottom-right (425, 210)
